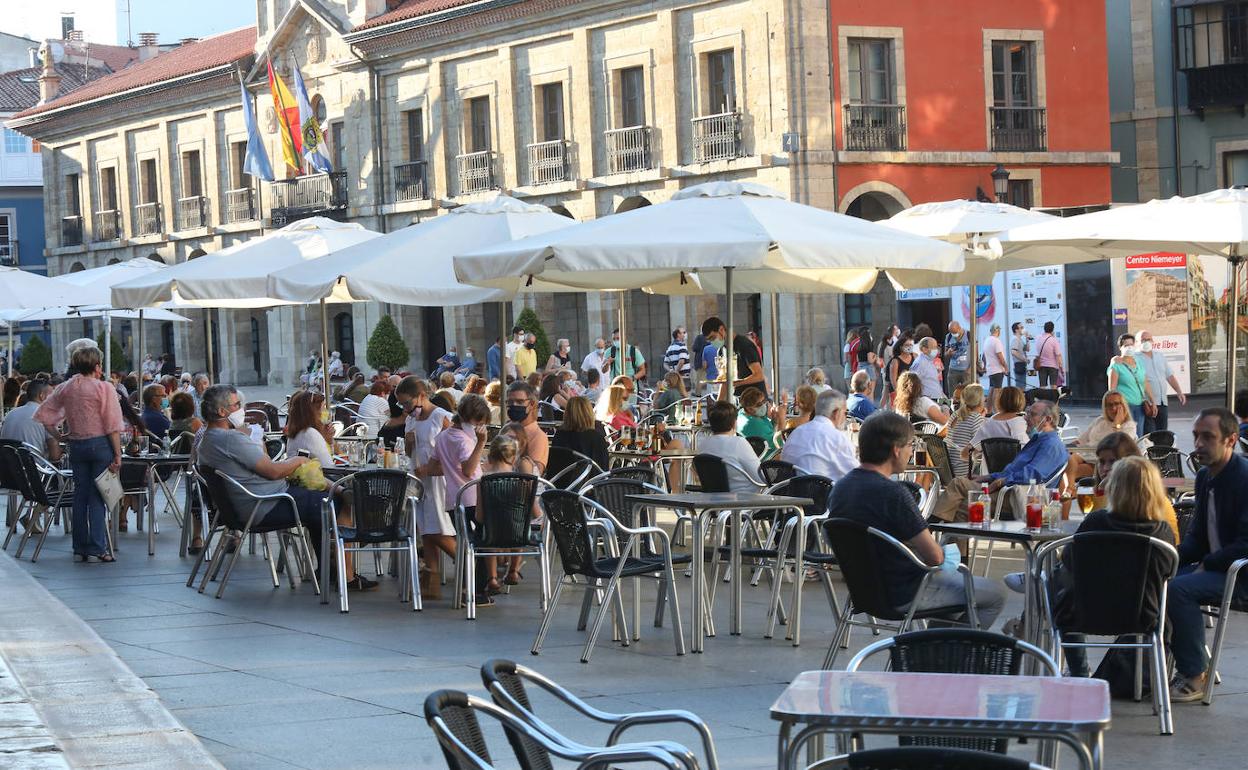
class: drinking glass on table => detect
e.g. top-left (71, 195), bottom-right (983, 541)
top-left (1076, 482), bottom-right (1097, 516)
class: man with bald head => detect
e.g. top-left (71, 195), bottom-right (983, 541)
top-left (943, 321), bottom-right (971, 396)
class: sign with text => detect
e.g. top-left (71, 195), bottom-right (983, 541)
top-left (1126, 252), bottom-right (1190, 394)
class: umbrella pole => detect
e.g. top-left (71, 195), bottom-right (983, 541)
top-left (320, 299), bottom-right (331, 400)
top-left (104, 311), bottom-right (112, 380)
top-left (618, 292), bottom-right (628, 385)
top-left (725, 266), bottom-right (735, 401)
top-left (205, 310), bottom-right (215, 383)
top-left (968, 284), bottom-right (979, 395)
top-left (769, 293), bottom-right (780, 398)
top-left (3, 321), bottom-right (11, 419)
top-left (498, 302), bottom-right (507, 427)
top-left (136, 310), bottom-right (144, 380)
top-left (1229, 252), bottom-right (1243, 408)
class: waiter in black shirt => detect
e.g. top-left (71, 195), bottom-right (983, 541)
top-left (700, 316), bottom-right (767, 401)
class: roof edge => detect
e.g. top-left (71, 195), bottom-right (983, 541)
top-left (344, 0), bottom-right (525, 43)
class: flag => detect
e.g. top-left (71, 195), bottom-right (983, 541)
top-left (238, 80), bottom-right (273, 182)
top-left (292, 61), bottom-right (332, 173)
top-left (267, 59), bottom-right (301, 171)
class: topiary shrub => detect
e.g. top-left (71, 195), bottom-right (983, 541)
top-left (366, 314), bottom-right (409, 373)
top-left (514, 307), bottom-right (550, 367)
top-left (18, 335), bottom-right (52, 375)
top-left (96, 330), bottom-right (128, 373)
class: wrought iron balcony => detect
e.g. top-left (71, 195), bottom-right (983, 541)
top-left (843, 104), bottom-right (907, 151)
top-left (61, 215), bottom-right (83, 247)
top-left (1182, 63), bottom-right (1248, 113)
top-left (605, 126), bottom-right (652, 174)
top-left (393, 161), bottom-right (429, 202)
top-left (133, 202), bottom-right (162, 236)
top-left (990, 106), bottom-right (1047, 152)
top-left (176, 195), bottom-right (209, 230)
top-left (526, 140), bottom-right (570, 185)
top-left (268, 171), bottom-right (348, 226)
top-left (223, 188), bottom-right (256, 224)
top-left (93, 209), bottom-right (121, 242)
top-left (691, 112), bottom-right (741, 163)
top-left (1175, 3), bottom-right (1248, 113)
top-left (455, 151), bottom-right (496, 195)
top-left (0, 239), bottom-right (16, 266)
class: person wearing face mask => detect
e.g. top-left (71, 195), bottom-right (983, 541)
top-left (876, 325), bottom-right (900, 403)
top-left (603, 328), bottom-right (648, 382)
top-left (505, 326), bottom-right (524, 379)
top-left (780, 388), bottom-right (856, 481)
top-left (1107, 333), bottom-right (1153, 437)
top-left (431, 394), bottom-right (493, 605)
top-left (140, 383), bottom-right (172, 441)
top-left (545, 338), bottom-right (573, 372)
top-left (1010, 322), bottom-right (1032, 389)
top-left (909, 337), bottom-right (945, 400)
top-left (1135, 328), bottom-right (1187, 434)
top-left (505, 380), bottom-right (549, 471)
top-left (396, 376), bottom-right (454, 597)
top-left (514, 334), bottom-right (539, 378)
top-left (581, 337), bottom-right (607, 376)
top-left (736, 386), bottom-right (780, 456)
top-left (700, 315), bottom-right (765, 400)
top-left (887, 331), bottom-right (916, 406)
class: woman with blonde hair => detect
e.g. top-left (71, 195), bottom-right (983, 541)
top-left (893, 370), bottom-right (947, 426)
top-left (652, 370), bottom-right (687, 418)
top-left (603, 384), bottom-right (636, 431)
top-left (484, 380), bottom-right (503, 423)
top-left (785, 384), bottom-right (818, 432)
top-left (947, 383), bottom-right (986, 476)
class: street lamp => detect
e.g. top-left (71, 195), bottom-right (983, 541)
top-left (991, 164), bottom-right (1011, 203)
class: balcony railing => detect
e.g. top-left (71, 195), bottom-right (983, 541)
top-left (1182, 63), bottom-right (1248, 113)
top-left (133, 202), bottom-right (162, 236)
top-left (0, 240), bottom-right (17, 266)
top-left (455, 151), bottom-right (496, 195)
top-left (990, 106), bottom-right (1047, 152)
top-left (393, 161), bottom-right (429, 202)
top-left (843, 104), bottom-right (907, 151)
top-left (61, 215), bottom-right (83, 247)
top-left (93, 209), bottom-right (121, 242)
top-left (176, 195), bottom-right (209, 231)
top-left (223, 187), bottom-right (256, 224)
top-left (526, 140), bottom-right (570, 185)
top-left (268, 171), bottom-right (348, 226)
top-left (691, 112), bottom-right (741, 163)
top-left (605, 126), bottom-right (652, 174)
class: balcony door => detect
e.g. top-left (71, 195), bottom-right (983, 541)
top-left (992, 41), bottom-right (1036, 109)
top-left (618, 67), bottom-right (645, 128)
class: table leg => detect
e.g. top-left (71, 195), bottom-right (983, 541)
top-left (730, 509), bottom-right (742, 636)
top-left (790, 509), bottom-right (805, 646)
top-left (691, 510), bottom-right (705, 653)
top-left (147, 466), bottom-right (156, 556)
top-left (320, 500), bottom-right (330, 605)
top-left (1022, 544), bottom-right (1039, 674)
top-left (631, 502), bottom-right (641, 641)
top-left (776, 722), bottom-right (791, 770)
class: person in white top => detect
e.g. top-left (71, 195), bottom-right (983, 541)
top-left (780, 388), bottom-right (857, 481)
top-left (697, 400), bottom-right (763, 494)
top-left (437, 372), bottom-right (464, 405)
top-left (284, 391), bottom-right (335, 468)
top-left (357, 380), bottom-right (392, 433)
top-left (970, 384), bottom-right (1030, 455)
top-left (805, 367), bottom-right (831, 394)
top-left (982, 324), bottom-right (1008, 400)
top-left (327, 351), bottom-right (344, 379)
top-left (395, 376), bottom-right (455, 598)
top-left (505, 326), bottom-right (524, 379)
top-left (581, 338), bottom-right (607, 375)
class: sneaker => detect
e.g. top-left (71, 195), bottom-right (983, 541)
top-left (1003, 572), bottom-right (1026, 594)
top-left (1170, 674), bottom-right (1208, 703)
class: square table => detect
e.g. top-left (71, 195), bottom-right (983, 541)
top-left (627, 492), bottom-right (812, 652)
top-left (119, 453), bottom-right (192, 556)
top-left (771, 669), bottom-right (1111, 770)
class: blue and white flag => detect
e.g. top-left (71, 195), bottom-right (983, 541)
top-left (292, 62), bottom-right (332, 173)
top-left (238, 79), bottom-right (274, 181)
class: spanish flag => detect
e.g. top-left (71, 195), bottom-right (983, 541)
top-left (267, 60), bottom-right (302, 171)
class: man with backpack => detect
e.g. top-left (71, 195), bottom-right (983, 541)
top-left (603, 328), bottom-right (647, 384)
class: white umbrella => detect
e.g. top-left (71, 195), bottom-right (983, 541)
top-left (1, 306), bottom-right (190, 323)
top-left (0, 267), bottom-right (91, 389)
top-left (992, 188), bottom-right (1248, 402)
top-left (883, 200), bottom-right (1057, 384)
top-left (455, 181), bottom-right (964, 395)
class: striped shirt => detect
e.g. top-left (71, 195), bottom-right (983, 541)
top-left (663, 341), bottom-right (690, 376)
top-left (945, 412), bottom-right (985, 477)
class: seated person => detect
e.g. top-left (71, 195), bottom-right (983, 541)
top-left (550, 396), bottom-right (609, 473)
top-left (932, 400), bottom-right (1068, 522)
top-left (845, 369), bottom-right (877, 421)
top-left (1167, 408), bottom-right (1248, 702)
top-left (893, 371), bottom-right (947, 426)
top-left (168, 391), bottom-right (204, 439)
top-left (827, 411), bottom-right (1004, 629)
top-left (946, 383), bottom-right (986, 477)
top-left (780, 389), bottom-right (856, 481)
top-left (140, 383), bottom-right (172, 441)
top-left (652, 371), bottom-right (687, 419)
top-left (970, 385), bottom-right (1029, 451)
top-left (1040, 456), bottom-right (1176, 678)
top-left (582, 367), bottom-right (603, 405)
top-left (1, 381), bottom-right (62, 536)
top-left (327, 351), bottom-right (344, 379)
top-left (196, 385), bottom-right (376, 591)
top-left (285, 391), bottom-right (334, 467)
top-left (358, 380), bottom-right (393, 433)
top-left (698, 400), bottom-right (762, 493)
top-left (1076, 391), bottom-right (1137, 447)
top-left (736, 386), bottom-right (780, 457)
top-left (432, 347), bottom-right (460, 378)
top-left (454, 347), bottom-right (477, 380)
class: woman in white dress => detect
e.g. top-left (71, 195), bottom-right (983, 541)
top-left (396, 377), bottom-right (454, 595)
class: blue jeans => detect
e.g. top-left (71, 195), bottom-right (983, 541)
top-left (1167, 565), bottom-right (1248, 678)
top-left (1013, 361), bottom-right (1028, 389)
top-left (69, 436), bottom-right (114, 557)
top-left (1128, 403), bottom-right (1147, 436)
top-left (906, 570), bottom-right (1006, 631)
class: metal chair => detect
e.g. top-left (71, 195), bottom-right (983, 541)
top-left (847, 629), bottom-right (1058, 754)
top-left (5, 443), bottom-right (73, 562)
top-left (759, 459), bottom-right (801, 485)
top-left (918, 433), bottom-right (955, 486)
top-left (821, 518), bottom-right (981, 669)
top-left (1146, 445), bottom-right (1186, 479)
top-left (322, 469), bottom-right (423, 613)
top-left (1035, 533), bottom-right (1178, 734)
top-left (745, 435), bottom-right (768, 457)
top-left (545, 446), bottom-right (603, 491)
top-left (1201, 557), bottom-right (1248, 705)
top-left (480, 658), bottom-right (716, 770)
top-left (584, 476), bottom-right (693, 569)
top-left (1145, 430), bottom-right (1175, 448)
top-left (423, 689), bottom-right (689, 770)
top-left (808, 747), bottom-right (1050, 770)
top-left (453, 472), bottom-right (548, 620)
top-left (533, 489), bottom-right (686, 662)
top-left (978, 437), bottom-right (1021, 474)
top-left (756, 475), bottom-right (839, 643)
top-left (0, 438), bottom-right (35, 551)
top-left (583, 465), bottom-right (659, 488)
top-left (691, 453), bottom-right (766, 493)
top-left (911, 420), bottom-right (942, 436)
top-left (245, 400), bottom-right (282, 432)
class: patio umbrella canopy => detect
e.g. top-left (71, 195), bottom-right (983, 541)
top-left (110, 217), bottom-right (381, 309)
top-left (53, 258), bottom-right (171, 307)
top-left (0, 266), bottom-right (90, 310)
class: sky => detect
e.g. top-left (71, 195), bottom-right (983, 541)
top-left (2, 0), bottom-right (257, 47)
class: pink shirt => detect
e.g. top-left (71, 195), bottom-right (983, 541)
top-left (1036, 333), bottom-right (1062, 369)
top-left (35, 375), bottom-right (124, 441)
top-left (434, 425), bottom-right (481, 511)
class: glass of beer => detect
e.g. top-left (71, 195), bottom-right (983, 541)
top-left (1076, 484), bottom-right (1096, 515)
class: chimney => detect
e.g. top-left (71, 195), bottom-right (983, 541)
top-left (38, 46), bottom-right (61, 104)
top-left (67, 29), bottom-right (84, 42)
top-left (137, 32), bottom-right (159, 62)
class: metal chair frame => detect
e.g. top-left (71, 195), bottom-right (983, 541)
top-left (1199, 556), bottom-right (1248, 705)
top-left (807, 747), bottom-right (1052, 770)
top-left (4, 443), bottom-right (74, 562)
top-left (546, 447), bottom-right (604, 491)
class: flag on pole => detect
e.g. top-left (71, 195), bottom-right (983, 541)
top-left (292, 61), bottom-right (332, 173)
top-left (238, 79), bottom-right (274, 181)
top-left (267, 59), bottom-right (301, 171)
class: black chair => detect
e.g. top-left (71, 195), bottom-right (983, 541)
top-left (1024, 387), bottom-right (1064, 406)
top-left (1036, 532), bottom-right (1178, 734)
top-left (821, 518), bottom-right (981, 669)
top-left (0, 438), bottom-right (34, 551)
top-left (533, 489), bottom-right (685, 662)
top-left (1145, 430), bottom-right (1175, 448)
top-left (5, 443), bottom-right (73, 562)
top-left (978, 437), bottom-right (1020, 474)
top-left (544, 446), bottom-right (603, 491)
top-left (808, 747), bottom-right (1049, 770)
top-left (246, 400), bottom-right (282, 432)
top-left (323, 469), bottom-right (422, 613)
top-left (585, 477), bottom-right (692, 567)
top-left (745, 435), bottom-right (768, 457)
top-left (1146, 445), bottom-right (1185, 479)
top-left (453, 473), bottom-right (547, 620)
top-left (584, 465), bottom-right (659, 488)
top-left (918, 433), bottom-right (954, 485)
top-left (423, 689), bottom-right (688, 770)
top-left (479, 659), bottom-right (716, 770)
top-left (759, 459), bottom-right (800, 485)
top-left (846, 629), bottom-right (1058, 754)
top-left (691, 453), bottom-right (764, 494)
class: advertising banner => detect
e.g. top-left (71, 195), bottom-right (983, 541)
top-left (1125, 253), bottom-right (1190, 394)
top-left (1188, 254), bottom-right (1248, 395)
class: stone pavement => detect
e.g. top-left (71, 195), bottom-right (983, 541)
top-left (6, 496), bottom-right (1248, 770)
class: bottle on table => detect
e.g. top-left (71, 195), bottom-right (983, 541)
top-left (1043, 489), bottom-right (1062, 529)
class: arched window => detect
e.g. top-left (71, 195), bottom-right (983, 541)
top-left (335, 312), bottom-right (354, 365)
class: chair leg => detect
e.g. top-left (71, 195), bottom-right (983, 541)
top-left (214, 533), bottom-right (248, 599)
top-left (531, 578), bottom-right (566, 655)
top-left (611, 578), bottom-right (630, 648)
top-left (665, 558), bottom-right (687, 656)
top-left (1153, 631), bottom-right (1174, 735)
top-left (197, 530), bottom-right (229, 592)
top-left (337, 540), bottom-right (350, 613)
top-left (1134, 644), bottom-right (1145, 702)
top-left (577, 582), bottom-right (596, 631)
top-left (261, 534), bottom-right (281, 589)
top-left (653, 575), bottom-right (667, 628)
top-left (824, 603), bottom-right (854, 670)
top-left (1203, 595), bottom-right (1236, 705)
top-left (31, 507), bottom-right (58, 563)
top-left (584, 571), bottom-right (626, 662)
top-left (408, 539), bottom-right (422, 611)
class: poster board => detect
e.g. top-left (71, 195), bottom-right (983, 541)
top-left (1124, 253), bottom-right (1191, 394)
top-left (1004, 266), bottom-right (1068, 389)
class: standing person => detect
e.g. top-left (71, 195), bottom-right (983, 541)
top-left (1010, 322), bottom-right (1031, 389)
top-left (842, 328), bottom-right (861, 384)
top-left (432, 394), bottom-right (493, 605)
top-left (1167, 408), bottom-right (1248, 702)
top-left (1107, 333), bottom-right (1153, 437)
top-left (663, 327), bottom-right (690, 381)
top-left (857, 327), bottom-right (877, 398)
top-left (701, 316), bottom-right (766, 400)
top-left (982, 324), bottom-right (1008, 402)
top-left (910, 337), bottom-right (944, 401)
top-left (603, 329), bottom-right (647, 383)
top-left (486, 337), bottom-right (502, 382)
top-left (514, 333), bottom-right (539, 379)
top-left (1136, 328), bottom-right (1187, 434)
top-left (1034, 321), bottom-right (1064, 388)
top-left (701, 333), bottom-right (720, 389)
top-left (35, 345), bottom-right (122, 563)
top-left (887, 331), bottom-right (916, 404)
top-left (505, 326), bottom-right (524, 380)
top-left (943, 322), bottom-right (972, 396)
top-left (397, 377), bottom-right (454, 598)
top-left (688, 329), bottom-right (707, 396)
top-left (580, 338), bottom-right (607, 377)
top-left (545, 338), bottom-right (573, 372)
top-left (877, 324), bottom-right (900, 403)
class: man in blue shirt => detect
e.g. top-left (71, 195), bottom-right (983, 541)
top-left (931, 400), bottom-right (1067, 522)
top-left (910, 337), bottom-right (944, 400)
top-left (486, 338), bottom-right (502, 381)
top-left (845, 370), bottom-right (877, 421)
top-left (943, 322), bottom-right (971, 396)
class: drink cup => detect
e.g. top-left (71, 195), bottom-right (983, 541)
top-left (1025, 502), bottom-right (1043, 531)
top-left (968, 500), bottom-right (985, 525)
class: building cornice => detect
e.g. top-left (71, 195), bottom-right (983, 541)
top-left (833, 150), bottom-right (1121, 166)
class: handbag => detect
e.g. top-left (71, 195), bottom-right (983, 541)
top-left (94, 467), bottom-right (124, 514)
top-left (1032, 336), bottom-right (1054, 371)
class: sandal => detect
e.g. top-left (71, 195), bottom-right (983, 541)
top-left (92, 553), bottom-right (116, 563)
top-left (503, 571), bottom-right (522, 586)
top-left (485, 578), bottom-right (503, 595)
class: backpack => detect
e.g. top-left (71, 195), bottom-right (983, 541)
top-left (1092, 637), bottom-right (1155, 699)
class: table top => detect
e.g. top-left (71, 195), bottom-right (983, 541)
top-left (610, 448), bottom-right (698, 460)
top-left (628, 492), bottom-right (813, 510)
top-left (771, 670), bottom-right (1111, 730)
top-left (930, 519), bottom-right (1071, 544)
top-left (122, 453), bottom-right (192, 464)
top-left (332, 434), bottom-right (378, 443)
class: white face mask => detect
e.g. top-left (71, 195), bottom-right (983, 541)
top-left (1139, 341), bottom-right (1153, 354)
top-left (1121, 345), bottom-right (1137, 357)
top-left (904, 343), bottom-right (916, 354)
top-left (926, 349), bottom-right (939, 360)
top-left (227, 408), bottom-right (246, 428)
